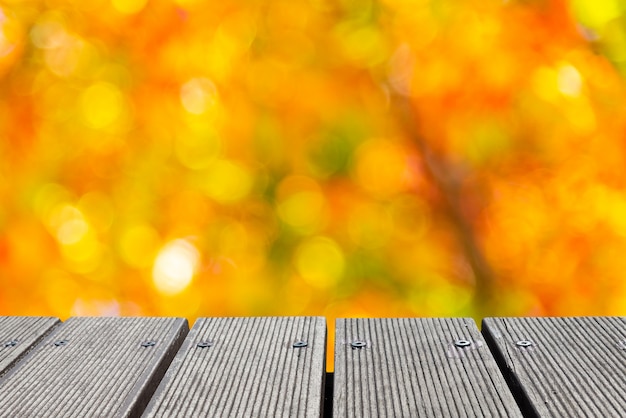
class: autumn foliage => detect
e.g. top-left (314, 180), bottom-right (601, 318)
top-left (0, 0), bottom-right (625, 331)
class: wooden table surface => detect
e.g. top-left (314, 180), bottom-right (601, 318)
top-left (0, 316), bottom-right (623, 417)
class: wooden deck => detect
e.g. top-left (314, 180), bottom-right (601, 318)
top-left (0, 316), bottom-right (623, 417)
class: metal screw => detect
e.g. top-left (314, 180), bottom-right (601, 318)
top-left (516, 340), bottom-right (533, 347)
top-left (3, 340), bottom-right (18, 347)
top-left (351, 341), bottom-right (367, 349)
top-left (197, 341), bottom-right (213, 348)
top-left (54, 340), bottom-right (68, 347)
top-left (141, 341), bottom-right (156, 347)
top-left (293, 341), bottom-right (308, 348)
top-left (454, 339), bottom-right (472, 348)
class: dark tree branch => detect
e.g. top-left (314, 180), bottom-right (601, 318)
top-left (390, 92), bottom-right (496, 315)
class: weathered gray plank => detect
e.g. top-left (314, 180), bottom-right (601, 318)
top-left (333, 318), bottom-right (522, 417)
top-left (0, 316), bottom-right (188, 417)
top-left (143, 316), bottom-right (326, 417)
top-left (0, 316), bottom-right (60, 377)
top-left (482, 316), bottom-right (626, 417)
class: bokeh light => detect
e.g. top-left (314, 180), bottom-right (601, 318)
top-left (1, 0), bottom-right (626, 370)
top-left (153, 239), bottom-right (200, 295)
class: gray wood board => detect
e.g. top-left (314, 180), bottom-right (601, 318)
top-left (333, 317), bottom-right (522, 417)
top-left (143, 316), bottom-right (326, 417)
top-left (0, 316), bottom-right (188, 417)
top-left (482, 316), bottom-right (626, 417)
top-left (0, 316), bottom-right (59, 377)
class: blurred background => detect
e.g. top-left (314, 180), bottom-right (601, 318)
top-left (1, 0), bottom-right (626, 367)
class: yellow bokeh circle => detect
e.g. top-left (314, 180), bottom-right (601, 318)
top-left (81, 82), bottom-right (125, 130)
top-left (111, 0), bottom-right (147, 15)
top-left (295, 236), bottom-right (345, 289)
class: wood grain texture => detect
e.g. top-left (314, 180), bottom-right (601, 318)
top-left (143, 316), bottom-right (326, 418)
top-left (333, 318), bottom-right (522, 418)
top-left (0, 317), bottom-right (188, 418)
top-left (0, 316), bottom-right (59, 377)
top-left (482, 316), bottom-right (626, 417)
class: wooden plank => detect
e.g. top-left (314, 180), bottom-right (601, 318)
top-left (144, 316), bottom-right (326, 417)
top-left (333, 318), bottom-right (522, 417)
top-left (0, 316), bottom-right (60, 377)
top-left (0, 316), bottom-right (188, 417)
top-left (482, 316), bottom-right (626, 417)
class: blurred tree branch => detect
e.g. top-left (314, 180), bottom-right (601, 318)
top-left (390, 92), bottom-right (496, 316)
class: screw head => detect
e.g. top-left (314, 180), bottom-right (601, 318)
top-left (3, 340), bottom-right (18, 347)
top-left (351, 341), bottom-right (367, 349)
top-left (293, 341), bottom-right (308, 348)
top-left (197, 341), bottom-right (213, 348)
top-left (516, 340), bottom-right (533, 348)
top-left (454, 339), bottom-right (472, 348)
top-left (141, 341), bottom-right (157, 347)
top-left (54, 340), bottom-right (68, 347)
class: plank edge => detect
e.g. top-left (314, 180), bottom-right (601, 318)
top-left (481, 317), bottom-right (540, 418)
top-left (0, 316), bottom-right (61, 380)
